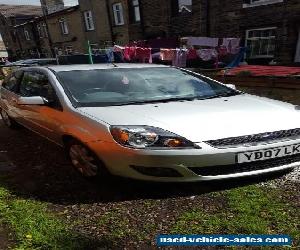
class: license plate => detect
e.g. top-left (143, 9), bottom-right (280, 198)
top-left (237, 143), bottom-right (300, 163)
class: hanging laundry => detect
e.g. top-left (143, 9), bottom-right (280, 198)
top-left (160, 49), bottom-right (176, 61)
top-left (221, 38), bottom-right (241, 54)
top-left (172, 49), bottom-right (187, 67)
top-left (124, 47), bottom-right (136, 61)
top-left (113, 45), bottom-right (125, 53)
top-left (135, 47), bottom-right (152, 63)
top-left (197, 49), bottom-right (218, 61)
top-left (187, 48), bottom-right (198, 60)
top-left (187, 37), bottom-right (219, 47)
top-left (218, 46), bottom-right (228, 57)
top-left (106, 49), bottom-right (114, 63)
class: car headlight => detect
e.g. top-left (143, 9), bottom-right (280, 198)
top-left (110, 125), bottom-right (199, 149)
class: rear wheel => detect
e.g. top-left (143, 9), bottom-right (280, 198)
top-left (0, 109), bottom-right (19, 129)
top-left (66, 139), bottom-right (109, 179)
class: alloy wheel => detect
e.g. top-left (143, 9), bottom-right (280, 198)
top-left (69, 144), bottom-right (98, 177)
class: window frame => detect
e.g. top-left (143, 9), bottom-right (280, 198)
top-left (83, 10), bottom-right (95, 31)
top-left (243, 0), bottom-right (283, 8)
top-left (131, 0), bottom-right (141, 23)
top-left (112, 3), bottom-right (125, 26)
top-left (245, 27), bottom-right (277, 59)
top-left (42, 23), bottom-right (48, 38)
top-left (24, 29), bottom-right (30, 40)
top-left (37, 24), bottom-right (43, 38)
top-left (59, 18), bottom-right (69, 35)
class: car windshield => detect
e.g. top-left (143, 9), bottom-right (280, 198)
top-left (56, 67), bottom-right (240, 107)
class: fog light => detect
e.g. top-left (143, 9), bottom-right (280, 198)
top-left (130, 166), bottom-right (183, 177)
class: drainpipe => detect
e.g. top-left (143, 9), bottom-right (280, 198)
top-left (41, 5), bottom-right (55, 58)
top-left (105, 0), bottom-right (115, 44)
top-left (206, 0), bottom-right (210, 37)
top-left (139, 0), bottom-right (145, 38)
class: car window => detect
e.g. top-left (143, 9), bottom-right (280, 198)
top-left (19, 71), bottom-right (55, 100)
top-left (1, 70), bottom-right (23, 93)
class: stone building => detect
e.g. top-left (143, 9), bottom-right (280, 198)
top-left (0, 4), bottom-right (42, 60)
top-left (78, 0), bottom-right (113, 50)
top-left (13, 17), bottom-right (51, 59)
top-left (45, 5), bottom-right (87, 55)
top-left (209, 0), bottom-right (300, 65)
top-left (78, 0), bottom-right (144, 46)
top-left (1, 0), bottom-right (300, 64)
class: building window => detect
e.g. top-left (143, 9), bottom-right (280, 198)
top-left (112, 3), bottom-right (125, 26)
top-left (172, 0), bottom-right (192, 16)
top-left (65, 46), bottom-right (73, 55)
top-left (37, 24), bottom-right (43, 38)
top-left (178, 0), bottom-right (192, 13)
top-left (246, 27), bottom-right (276, 58)
top-left (83, 10), bottom-right (95, 31)
top-left (243, 0), bottom-right (283, 8)
top-left (42, 23), bottom-right (48, 38)
top-left (24, 29), bottom-right (30, 40)
top-left (59, 18), bottom-right (69, 35)
top-left (131, 0), bottom-right (141, 22)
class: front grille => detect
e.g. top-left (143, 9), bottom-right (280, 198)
top-left (189, 154), bottom-right (300, 176)
top-left (206, 128), bottom-right (300, 148)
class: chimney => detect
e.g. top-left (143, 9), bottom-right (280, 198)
top-left (40, 0), bottom-right (65, 15)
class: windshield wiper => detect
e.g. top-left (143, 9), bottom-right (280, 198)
top-left (204, 92), bottom-right (242, 100)
top-left (112, 96), bottom-right (200, 106)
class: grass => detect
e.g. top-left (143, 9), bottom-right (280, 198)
top-left (0, 180), bottom-right (299, 249)
top-left (0, 187), bottom-right (92, 250)
top-left (97, 207), bottom-right (155, 242)
top-left (171, 185), bottom-right (300, 247)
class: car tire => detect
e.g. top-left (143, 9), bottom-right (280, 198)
top-left (0, 109), bottom-right (20, 129)
top-left (66, 139), bottom-right (110, 179)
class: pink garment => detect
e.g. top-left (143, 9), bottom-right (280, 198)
top-left (197, 49), bottom-right (218, 61)
top-left (160, 49), bottom-right (176, 61)
top-left (124, 47), bottom-right (136, 61)
top-left (218, 46), bottom-right (228, 57)
top-left (222, 38), bottom-right (241, 54)
top-left (187, 37), bottom-right (219, 47)
top-left (172, 49), bottom-right (187, 67)
top-left (135, 47), bottom-right (152, 63)
top-left (187, 48), bottom-right (198, 60)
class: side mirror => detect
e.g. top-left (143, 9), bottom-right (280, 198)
top-left (17, 96), bottom-right (46, 105)
top-left (225, 84), bottom-right (237, 90)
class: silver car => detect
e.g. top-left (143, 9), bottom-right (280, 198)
top-left (0, 64), bottom-right (300, 182)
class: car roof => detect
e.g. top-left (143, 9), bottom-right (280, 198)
top-left (45, 63), bottom-right (169, 72)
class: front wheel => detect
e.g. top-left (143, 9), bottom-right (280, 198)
top-left (0, 109), bottom-right (19, 129)
top-left (66, 140), bottom-right (109, 179)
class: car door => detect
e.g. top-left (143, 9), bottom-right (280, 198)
top-left (0, 70), bottom-right (24, 123)
top-left (17, 69), bottom-right (63, 143)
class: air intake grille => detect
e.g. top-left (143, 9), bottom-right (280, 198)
top-left (206, 128), bottom-right (300, 148)
top-left (189, 154), bottom-right (300, 176)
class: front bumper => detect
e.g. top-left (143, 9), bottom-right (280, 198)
top-left (87, 139), bottom-right (300, 182)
